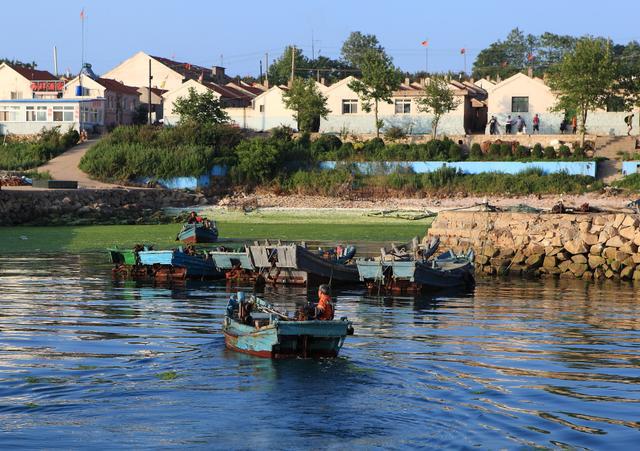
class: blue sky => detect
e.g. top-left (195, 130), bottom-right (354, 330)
top-left (4, 0), bottom-right (640, 77)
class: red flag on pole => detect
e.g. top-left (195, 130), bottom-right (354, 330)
top-left (80, 8), bottom-right (85, 20)
top-left (527, 53), bottom-right (535, 62)
top-left (460, 48), bottom-right (466, 55)
top-left (421, 40), bottom-right (429, 47)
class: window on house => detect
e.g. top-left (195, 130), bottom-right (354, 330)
top-left (10, 91), bottom-right (22, 100)
top-left (25, 106), bottom-right (46, 121)
top-left (259, 105), bottom-right (264, 113)
top-left (511, 96), bottom-right (529, 113)
top-left (394, 99), bottom-right (411, 114)
top-left (53, 106), bottom-right (74, 122)
top-left (0, 106), bottom-right (21, 121)
top-left (342, 99), bottom-right (358, 114)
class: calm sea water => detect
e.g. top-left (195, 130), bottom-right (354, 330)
top-left (1, 253), bottom-right (639, 449)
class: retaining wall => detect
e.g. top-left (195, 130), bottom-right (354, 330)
top-left (427, 211), bottom-right (640, 281)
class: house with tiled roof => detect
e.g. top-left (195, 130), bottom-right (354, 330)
top-left (63, 73), bottom-right (140, 127)
top-left (162, 79), bottom-right (261, 125)
top-left (0, 63), bottom-right (64, 100)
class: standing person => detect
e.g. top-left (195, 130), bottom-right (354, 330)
top-left (560, 118), bottom-right (567, 134)
top-left (315, 284), bottom-right (334, 321)
top-left (624, 113), bottom-right (635, 136)
top-left (488, 116), bottom-right (499, 135)
top-left (505, 115), bottom-right (513, 134)
top-left (571, 116), bottom-right (578, 134)
top-left (533, 114), bottom-right (540, 134)
top-left (516, 115), bottom-right (525, 134)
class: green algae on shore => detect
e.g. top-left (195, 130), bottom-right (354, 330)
top-left (0, 210), bottom-right (433, 253)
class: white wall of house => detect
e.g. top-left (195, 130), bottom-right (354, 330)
top-left (0, 99), bottom-right (105, 135)
top-left (486, 73), bottom-right (639, 135)
top-left (102, 51), bottom-right (185, 92)
top-left (0, 65), bottom-right (33, 100)
top-left (227, 86), bottom-right (296, 130)
top-left (162, 79), bottom-right (222, 125)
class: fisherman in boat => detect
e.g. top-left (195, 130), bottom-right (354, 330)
top-left (314, 284), bottom-right (334, 320)
top-left (187, 211), bottom-right (203, 224)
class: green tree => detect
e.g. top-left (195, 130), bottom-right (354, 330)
top-left (267, 46), bottom-right (309, 86)
top-left (615, 41), bottom-right (640, 115)
top-left (173, 87), bottom-right (229, 125)
top-left (348, 49), bottom-right (402, 138)
top-left (282, 78), bottom-right (330, 132)
top-left (546, 37), bottom-right (618, 146)
top-left (415, 77), bottom-right (462, 138)
top-left (341, 31), bottom-right (383, 68)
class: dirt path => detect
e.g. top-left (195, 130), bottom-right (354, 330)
top-left (37, 139), bottom-right (123, 189)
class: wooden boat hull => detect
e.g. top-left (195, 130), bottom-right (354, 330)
top-left (357, 256), bottom-right (474, 292)
top-left (223, 318), bottom-right (351, 358)
top-left (137, 250), bottom-right (222, 279)
top-left (178, 224), bottom-right (218, 244)
top-left (249, 245), bottom-right (359, 286)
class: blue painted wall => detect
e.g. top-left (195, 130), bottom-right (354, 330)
top-left (134, 165), bottom-right (228, 190)
top-left (319, 161), bottom-right (597, 177)
top-left (622, 161), bottom-right (640, 176)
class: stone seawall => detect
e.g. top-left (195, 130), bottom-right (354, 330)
top-left (427, 211), bottom-right (640, 281)
top-left (0, 189), bottom-right (210, 226)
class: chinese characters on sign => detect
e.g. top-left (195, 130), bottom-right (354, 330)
top-left (30, 81), bottom-right (65, 92)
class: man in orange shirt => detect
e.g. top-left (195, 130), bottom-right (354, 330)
top-left (315, 284), bottom-right (334, 320)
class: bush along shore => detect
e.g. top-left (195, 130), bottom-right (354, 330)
top-left (429, 211), bottom-right (640, 281)
top-left (78, 124), bottom-right (603, 196)
top-left (0, 127), bottom-right (80, 170)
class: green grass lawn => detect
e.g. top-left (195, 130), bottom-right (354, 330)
top-left (0, 210), bottom-right (433, 253)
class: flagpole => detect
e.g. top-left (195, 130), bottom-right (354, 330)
top-left (425, 46), bottom-right (428, 74)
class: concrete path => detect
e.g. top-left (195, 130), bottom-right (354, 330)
top-left (36, 139), bottom-right (123, 189)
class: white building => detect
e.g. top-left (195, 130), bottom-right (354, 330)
top-left (486, 72), bottom-right (638, 135)
top-left (0, 63), bottom-right (64, 100)
top-left (0, 98), bottom-right (105, 136)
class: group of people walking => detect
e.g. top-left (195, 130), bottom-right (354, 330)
top-left (489, 114), bottom-right (539, 135)
top-left (489, 114), bottom-right (578, 135)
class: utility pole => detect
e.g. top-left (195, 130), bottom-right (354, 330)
top-left (259, 60), bottom-right (263, 84)
top-left (311, 30), bottom-right (315, 60)
top-left (265, 52), bottom-right (269, 87)
top-left (148, 59), bottom-right (153, 125)
top-left (290, 45), bottom-right (296, 84)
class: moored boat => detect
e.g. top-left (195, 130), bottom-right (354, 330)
top-left (248, 243), bottom-right (359, 286)
top-left (177, 222), bottom-right (218, 244)
top-left (137, 249), bottom-right (223, 280)
top-left (356, 239), bottom-right (474, 292)
top-left (222, 294), bottom-right (353, 358)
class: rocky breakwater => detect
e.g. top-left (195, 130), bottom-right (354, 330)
top-left (427, 211), bottom-right (640, 281)
top-left (0, 189), bottom-right (214, 226)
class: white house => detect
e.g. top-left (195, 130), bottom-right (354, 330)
top-left (486, 72), bottom-right (638, 135)
top-left (0, 63), bottom-right (63, 100)
top-left (162, 79), bottom-right (259, 125)
top-left (63, 74), bottom-right (140, 127)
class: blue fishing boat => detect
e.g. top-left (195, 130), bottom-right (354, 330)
top-left (356, 238), bottom-right (474, 292)
top-left (137, 249), bottom-right (223, 280)
top-left (223, 295), bottom-right (353, 358)
top-left (248, 243), bottom-right (359, 286)
top-left (177, 222), bottom-right (218, 244)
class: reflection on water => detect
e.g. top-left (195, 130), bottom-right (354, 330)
top-left (0, 254), bottom-right (639, 448)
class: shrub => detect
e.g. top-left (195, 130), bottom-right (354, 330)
top-left (499, 143), bottom-right (512, 159)
top-left (448, 143), bottom-right (463, 161)
top-left (558, 145), bottom-right (571, 159)
top-left (573, 147), bottom-right (586, 160)
top-left (514, 145), bottom-right (530, 159)
top-left (270, 126), bottom-right (294, 142)
top-left (531, 144), bottom-right (544, 159)
top-left (384, 126), bottom-right (406, 141)
top-left (544, 146), bottom-right (557, 159)
top-left (233, 138), bottom-right (280, 184)
top-left (613, 173), bottom-right (640, 191)
top-left (469, 143), bottom-right (483, 160)
top-left (363, 138), bottom-right (385, 152)
top-left (312, 134), bottom-right (342, 152)
top-left (488, 143), bottom-right (501, 160)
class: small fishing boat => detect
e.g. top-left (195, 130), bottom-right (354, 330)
top-left (208, 247), bottom-right (258, 282)
top-left (137, 248), bottom-right (223, 280)
top-left (108, 247), bottom-right (139, 266)
top-left (357, 238), bottom-right (474, 292)
top-left (248, 243), bottom-right (359, 286)
top-left (223, 294), bottom-right (353, 358)
top-left (177, 221), bottom-right (219, 244)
